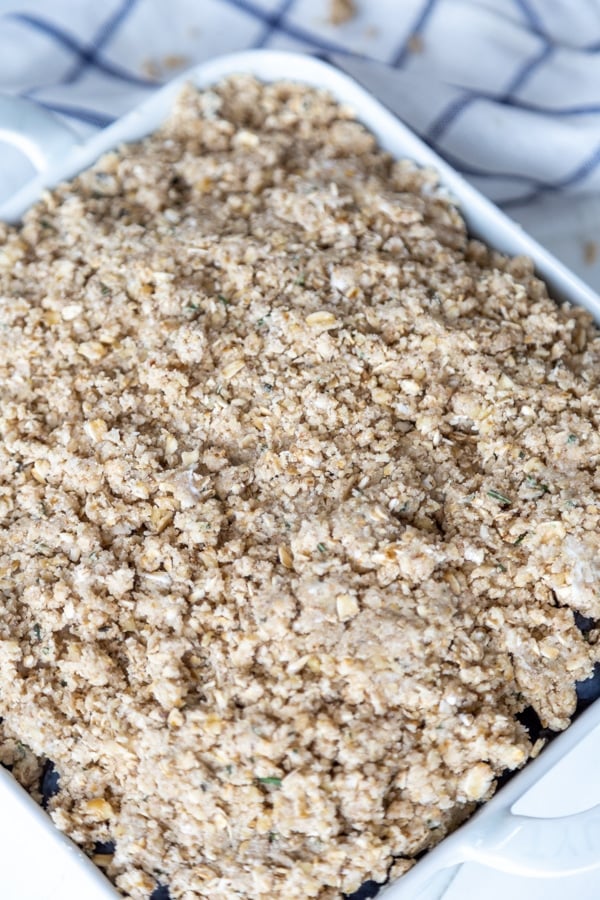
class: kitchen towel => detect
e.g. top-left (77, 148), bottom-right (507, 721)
top-left (1, 0), bottom-right (600, 282)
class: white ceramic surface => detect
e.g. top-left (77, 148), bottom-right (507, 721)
top-left (0, 50), bottom-right (599, 900)
top-left (0, 764), bottom-right (117, 899)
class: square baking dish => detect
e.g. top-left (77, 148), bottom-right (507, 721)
top-left (0, 49), bottom-right (599, 900)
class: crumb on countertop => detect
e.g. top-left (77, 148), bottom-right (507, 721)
top-left (406, 33), bottom-right (425, 54)
top-left (141, 54), bottom-right (191, 80)
top-left (583, 239), bottom-right (598, 265)
top-left (329, 0), bottom-right (357, 26)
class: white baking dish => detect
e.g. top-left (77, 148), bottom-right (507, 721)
top-left (0, 49), bottom-right (599, 900)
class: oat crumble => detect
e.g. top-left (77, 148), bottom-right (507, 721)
top-left (0, 75), bottom-right (599, 899)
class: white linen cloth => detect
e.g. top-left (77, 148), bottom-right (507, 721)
top-left (0, 0), bottom-right (600, 288)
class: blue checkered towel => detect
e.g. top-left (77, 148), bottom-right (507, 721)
top-left (1, 0), bottom-right (600, 276)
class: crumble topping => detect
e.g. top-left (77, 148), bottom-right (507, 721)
top-left (0, 75), bottom-right (598, 899)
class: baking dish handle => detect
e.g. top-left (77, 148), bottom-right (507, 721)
top-left (0, 95), bottom-right (79, 173)
top-left (463, 802), bottom-right (600, 876)
top-left (380, 802), bottom-right (600, 898)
